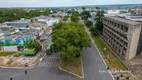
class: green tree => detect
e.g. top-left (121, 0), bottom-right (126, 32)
top-left (63, 16), bottom-right (69, 21)
top-left (72, 11), bottom-right (79, 16)
top-left (96, 7), bottom-right (100, 10)
top-left (61, 45), bottom-right (80, 61)
top-left (0, 17), bottom-right (4, 23)
top-left (43, 9), bottom-right (51, 16)
top-left (0, 9), bottom-right (44, 23)
top-left (84, 20), bottom-right (93, 27)
top-left (95, 10), bottom-right (104, 33)
top-left (81, 11), bottom-right (91, 20)
top-left (66, 10), bottom-right (72, 15)
top-left (71, 15), bottom-right (79, 22)
top-left (90, 27), bottom-right (98, 36)
top-left (82, 7), bottom-right (86, 11)
top-left (27, 40), bottom-right (42, 52)
top-left (52, 22), bottom-right (91, 61)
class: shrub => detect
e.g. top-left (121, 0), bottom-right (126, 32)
top-left (13, 53), bottom-right (21, 57)
top-left (7, 60), bottom-right (13, 64)
top-left (26, 40), bottom-right (42, 52)
top-left (0, 52), bottom-right (16, 56)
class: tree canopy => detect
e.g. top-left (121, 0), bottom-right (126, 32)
top-left (95, 10), bottom-right (104, 33)
top-left (71, 15), bottom-right (79, 22)
top-left (70, 11), bottom-right (80, 22)
top-left (84, 20), bottom-right (93, 28)
top-left (43, 9), bottom-right (51, 16)
top-left (0, 9), bottom-right (51, 23)
top-left (80, 11), bottom-right (91, 20)
top-left (27, 40), bottom-right (42, 52)
top-left (52, 22), bottom-right (91, 61)
top-left (63, 15), bottom-right (69, 21)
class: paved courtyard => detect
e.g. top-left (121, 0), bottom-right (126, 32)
top-left (125, 53), bottom-right (142, 80)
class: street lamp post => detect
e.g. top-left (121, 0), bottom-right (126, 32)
top-left (25, 71), bottom-right (27, 74)
top-left (10, 77), bottom-right (12, 80)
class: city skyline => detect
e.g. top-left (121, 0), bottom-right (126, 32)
top-left (0, 0), bottom-right (141, 7)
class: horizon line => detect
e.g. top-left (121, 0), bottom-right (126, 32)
top-left (0, 3), bottom-right (141, 8)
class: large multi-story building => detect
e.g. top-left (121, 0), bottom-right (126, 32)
top-left (102, 16), bottom-right (142, 60)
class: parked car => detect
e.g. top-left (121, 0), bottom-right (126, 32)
top-left (40, 38), bottom-right (46, 42)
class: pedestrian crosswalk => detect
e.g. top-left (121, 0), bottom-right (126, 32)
top-left (38, 62), bottom-right (59, 68)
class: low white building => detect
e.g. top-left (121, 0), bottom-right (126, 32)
top-left (46, 18), bottom-right (61, 26)
top-left (90, 12), bottom-right (97, 26)
top-left (124, 16), bottom-right (142, 21)
top-left (105, 10), bottom-right (120, 16)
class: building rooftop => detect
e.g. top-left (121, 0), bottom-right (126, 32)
top-left (4, 30), bottom-right (33, 40)
top-left (104, 16), bottom-right (141, 25)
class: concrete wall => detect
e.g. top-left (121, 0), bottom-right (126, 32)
top-left (127, 26), bottom-right (141, 60)
top-left (103, 17), bottom-right (142, 60)
top-left (2, 46), bottom-right (18, 51)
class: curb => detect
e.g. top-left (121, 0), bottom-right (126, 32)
top-left (1, 59), bottom-right (40, 69)
top-left (59, 59), bottom-right (84, 79)
top-left (81, 56), bottom-right (85, 78)
top-left (91, 37), bottom-right (115, 80)
top-left (59, 66), bottom-right (83, 79)
top-left (1, 64), bottom-right (38, 69)
top-left (1, 65), bottom-right (37, 69)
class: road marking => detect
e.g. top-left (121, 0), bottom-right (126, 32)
top-left (11, 73), bottom-right (24, 77)
top-left (37, 76), bottom-right (40, 80)
top-left (49, 62), bottom-right (51, 67)
top-left (38, 62), bottom-right (59, 68)
top-left (43, 62), bottom-right (45, 67)
top-left (37, 69), bottom-right (43, 80)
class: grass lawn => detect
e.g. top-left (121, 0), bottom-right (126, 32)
top-left (60, 57), bottom-right (83, 77)
top-left (92, 36), bottom-right (128, 70)
top-left (0, 52), bottom-right (17, 56)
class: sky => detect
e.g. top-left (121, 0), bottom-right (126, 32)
top-left (0, 0), bottom-right (141, 7)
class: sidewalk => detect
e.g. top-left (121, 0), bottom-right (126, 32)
top-left (1, 54), bottom-right (40, 69)
top-left (125, 53), bottom-right (142, 80)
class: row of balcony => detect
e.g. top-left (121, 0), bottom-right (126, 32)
top-left (103, 18), bottom-right (129, 33)
top-left (103, 25), bottom-right (128, 42)
top-left (103, 28), bottom-right (128, 48)
top-left (102, 36), bottom-right (127, 58)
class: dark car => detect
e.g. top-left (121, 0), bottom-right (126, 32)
top-left (40, 38), bottom-right (46, 42)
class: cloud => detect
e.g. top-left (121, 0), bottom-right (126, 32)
top-left (0, 0), bottom-right (141, 7)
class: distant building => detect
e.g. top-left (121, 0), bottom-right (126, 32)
top-left (124, 16), bottom-right (142, 21)
top-left (46, 18), bottom-right (61, 26)
top-left (102, 16), bottom-right (142, 60)
top-left (31, 16), bottom-right (61, 27)
top-left (5, 20), bottom-right (30, 29)
top-left (90, 12), bottom-right (97, 26)
top-left (130, 8), bottom-right (142, 16)
top-left (0, 32), bottom-right (4, 39)
top-left (0, 25), bottom-right (19, 34)
top-left (105, 10), bottom-right (120, 16)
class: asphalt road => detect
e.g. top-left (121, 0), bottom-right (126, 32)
top-left (0, 53), bottom-right (82, 80)
top-left (81, 26), bottom-right (114, 80)
top-left (0, 33), bottom-right (82, 80)
top-left (0, 25), bottom-right (114, 80)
